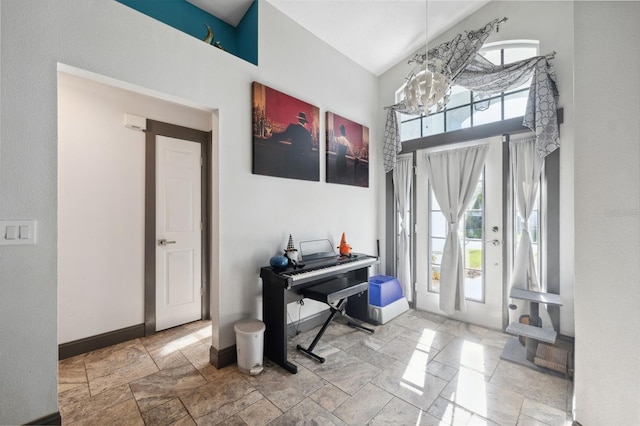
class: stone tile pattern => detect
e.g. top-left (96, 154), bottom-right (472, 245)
top-left (58, 311), bottom-right (573, 425)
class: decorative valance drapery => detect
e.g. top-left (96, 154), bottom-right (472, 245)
top-left (383, 18), bottom-right (560, 173)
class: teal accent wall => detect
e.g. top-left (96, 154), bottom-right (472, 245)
top-left (236, 1), bottom-right (258, 65)
top-left (116, 0), bottom-right (257, 65)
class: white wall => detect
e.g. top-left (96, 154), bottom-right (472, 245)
top-left (573, 2), bottom-right (640, 424)
top-left (377, 1), bottom-right (576, 337)
top-left (13, 1), bottom-right (640, 424)
top-left (216, 2), bottom-right (380, 349)
top-left (57, 72), bottom-right (212, 343)
top-left (0, 0), bottom-right (379, 423)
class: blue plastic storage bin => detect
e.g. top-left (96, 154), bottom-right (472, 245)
top-left (369, 275), bottom-right (403, 307)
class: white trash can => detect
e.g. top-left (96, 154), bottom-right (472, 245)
top-left (234, 319), bottom-right (265, 375)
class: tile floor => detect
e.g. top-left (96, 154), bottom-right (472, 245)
top-left (58, 310), bottom-right (574, 425)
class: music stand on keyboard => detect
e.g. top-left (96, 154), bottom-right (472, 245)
top-left (299, 239), bottom-right (336, 262)
top-left (296, 276), bottom-right (374, 363)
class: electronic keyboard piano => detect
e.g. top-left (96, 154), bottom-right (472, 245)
top-left (260, 253), bottom-right (377, 373)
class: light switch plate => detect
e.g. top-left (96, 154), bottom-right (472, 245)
top-left (0, 220), bottom-right (36, 245)
top-left (5, 225), bottom-right (18, 240)
top-left (19, 225), bottom-right (30, 239)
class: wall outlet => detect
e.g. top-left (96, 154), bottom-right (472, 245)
top-left (0, 220), bottom-right (36, 245)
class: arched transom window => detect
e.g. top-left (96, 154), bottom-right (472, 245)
top-left (396, 40), bottom-right (540, 141)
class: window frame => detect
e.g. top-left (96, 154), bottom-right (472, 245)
top-left (396, 40), bottom-right (540, 142)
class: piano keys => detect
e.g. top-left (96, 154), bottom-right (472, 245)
top-left (260, 253), bottom-right (378, 373)
top-left (281, 254), bottom-right (379, 286)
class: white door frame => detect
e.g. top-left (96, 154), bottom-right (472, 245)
top-left (144, 119), bottom-right (211, 335)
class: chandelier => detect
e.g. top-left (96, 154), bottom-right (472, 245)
top-left (402, 0), bottom-right (452, 117)
top-left (403, 54), bottom-right (452, 117)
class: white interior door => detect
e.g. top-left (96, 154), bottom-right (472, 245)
top-left (156, 135), bottom-right (202, 331)
top-left (415, 136), bottom-right (503, 330)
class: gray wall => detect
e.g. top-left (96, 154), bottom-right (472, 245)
top-left (573, 2), bottom-right (640, 424)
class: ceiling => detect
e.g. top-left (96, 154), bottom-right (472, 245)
top-left (186, 0), bottom-right (255, 27)
top-left (188, 0), bottom-right (492, 76)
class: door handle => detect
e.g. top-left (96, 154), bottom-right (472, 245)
top-left (158, 239), bottom-right (176, 246)
top-left (487, 239), bottom-right (500, 246)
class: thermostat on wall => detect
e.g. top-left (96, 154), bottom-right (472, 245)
top-left (124, 113), bottom-right (146, 131)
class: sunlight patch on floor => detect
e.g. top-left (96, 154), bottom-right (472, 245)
top-left (448, 366), bottom-right (488, 418)
top-left (399, 331), bottom-right (439, 396)
top-left (173, 325), bottom-right (210, 350)
top-left (417, 328), bottom-right (437, 351)
top-left (438, 400), bottom-right (473, 425)
top-left (401, 362), bottom-right (426, 396)
top-left (460, 340), bottom-right (485, 372)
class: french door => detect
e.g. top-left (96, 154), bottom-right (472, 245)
top-left (414, 136), bottom-right (504, 330)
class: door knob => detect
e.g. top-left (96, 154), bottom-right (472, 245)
top-left (158, 239), bottom-right (176, 246)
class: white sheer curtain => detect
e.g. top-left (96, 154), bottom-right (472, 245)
top-left (424, 144), bottom-right (490, 314)
top-left (509, 138), bottom-right (554, 327)
top-left (392, 156), bottom-right (413, 302)
top-left (510, 137), bottom-right (544, 292)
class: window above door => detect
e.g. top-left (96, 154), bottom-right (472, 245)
top-left (396, 40), bottom-right (540, 142)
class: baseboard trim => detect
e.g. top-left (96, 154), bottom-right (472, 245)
top-left (59, 323), bottom-right (145, 360)
top-left (287, 310), bottom-right (331, 337)
top-left (208, 312), bottom-right (328, 369)
top-left (210, 345), bottom-right (236, 369)
top-left (558, 333), bottom-right (575, 343)
top-left (25, 411), bottom-right (61, 425)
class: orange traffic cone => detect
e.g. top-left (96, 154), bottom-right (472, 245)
top-left (338, 232), bottom-right (351, 256)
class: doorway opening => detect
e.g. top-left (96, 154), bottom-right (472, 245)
top-left (386, 115), bottom-right (562, 335)
top-left (57, 65), bottom-right (216, 357)
top-left (144, 120), bottom-right (212, 334)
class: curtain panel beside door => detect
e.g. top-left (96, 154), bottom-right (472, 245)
top-left (424, 144), bottom-right (490, 314)
top-left (392, 156), bottom-right (413, 302)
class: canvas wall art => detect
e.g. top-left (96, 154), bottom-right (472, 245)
top-left (252, 82), bottom-right (320, 181)
top-left (326, 112), bottom-right (369, 187)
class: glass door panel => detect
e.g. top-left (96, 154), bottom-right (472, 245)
top-left (415, 136), bottom-right (503, 330)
